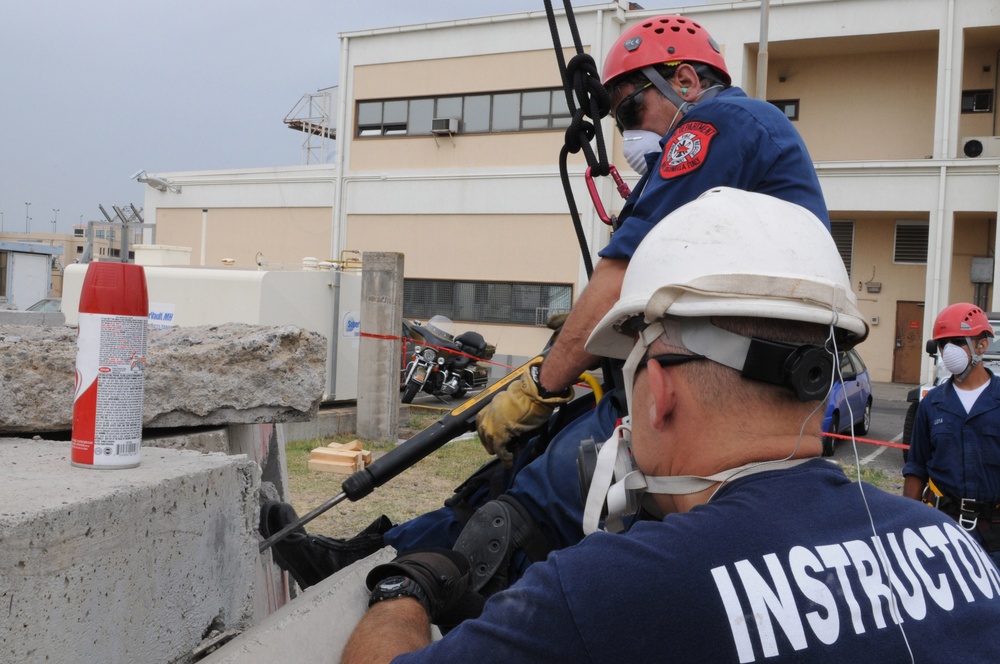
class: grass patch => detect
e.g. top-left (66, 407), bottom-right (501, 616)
top-left (835, 461), bottom-right (903, 494)
top-left (285, 408), bottom-right (491, 539)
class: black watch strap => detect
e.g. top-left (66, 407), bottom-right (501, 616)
top-left (368, 575), bottom-right (430, 613)
top-left (530, 364), bottom-right (571, 399)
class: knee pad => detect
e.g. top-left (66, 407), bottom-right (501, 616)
top-left (452, 495), bottom-right (550, 595)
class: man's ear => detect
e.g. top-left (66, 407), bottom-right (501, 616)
top-left (646, 359), bottom-right (678, 429)
top-left (673, 64), bottom-right (701, 97)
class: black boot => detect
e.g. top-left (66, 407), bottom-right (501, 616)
top-left (260, 501), bottom-right (394, 589)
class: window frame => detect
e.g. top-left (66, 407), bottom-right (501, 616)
top-left (768, 98), bottom-right (800, 121)
top-left (356, 87), bottom-right (571, 138)
top-left (403, 278), bottom-right (573, 327)
top-left (893, 220), bottom-right (929, 265)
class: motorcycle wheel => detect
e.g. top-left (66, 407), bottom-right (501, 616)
top-left (402, 379), bottom-right (421, 404)
top-left (453, 386), bottom-right (467, 399)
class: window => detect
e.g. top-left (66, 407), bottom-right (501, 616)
top-left (356, 88), bottom-right (572, 137)
top-left (830, 221), bottom-right (854, 278)
top-left (76, 245), bottom-right (83, 253)
top-left (404, 279), bottom-right (572, 326)
top-left (73, 228), bottom-right (84, 237)
top-left (769, 99), bottom-right (799, 121)
top-left (893, 221), bottom-right (928, 264)
top-left (961, 89), bottom-right (993, 114)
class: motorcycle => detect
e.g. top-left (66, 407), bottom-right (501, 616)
top-left (400, 316), bottom-right (495, 404)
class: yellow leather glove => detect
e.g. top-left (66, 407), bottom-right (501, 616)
top-left (476, 357), bottom-right (573, 467)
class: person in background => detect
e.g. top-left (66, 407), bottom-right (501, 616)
top-left (903, 302), bottom-right (1000, 566)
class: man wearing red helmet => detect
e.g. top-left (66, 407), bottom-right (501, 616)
top-left (904, 303), bottom-right (1000, 565)
top-left (478, 15), bottom-right (828, 465)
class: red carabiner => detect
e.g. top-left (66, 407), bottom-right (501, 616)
top-left (585, 166), bottom-right (632, 226)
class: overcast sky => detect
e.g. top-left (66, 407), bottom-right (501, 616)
top-left (0, 1), bottom-right (699, 234)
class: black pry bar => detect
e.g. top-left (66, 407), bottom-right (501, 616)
top-left (258, 354), bottom-right (545, 553)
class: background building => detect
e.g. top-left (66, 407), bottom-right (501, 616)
top-left (137, 0), bottom-right (1000, 383)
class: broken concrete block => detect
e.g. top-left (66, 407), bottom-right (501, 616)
top-left (0, 323), bottom-right (327, 433)
top-left (0, 438), bottom-right (259, 663)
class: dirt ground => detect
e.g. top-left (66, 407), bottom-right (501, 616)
top-left (286, 407), bottom-right (492, 539)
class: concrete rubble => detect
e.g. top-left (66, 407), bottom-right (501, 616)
top-left (0, 322), bottom-right (327, 433)
top-left (0, 439), bottom-right (260, 664)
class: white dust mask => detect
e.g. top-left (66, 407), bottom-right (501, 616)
top-left (622, 130), bottom-right (662, 175)
top-left (942, 343), bottom-right (970, 376)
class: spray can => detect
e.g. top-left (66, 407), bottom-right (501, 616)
top-left (71, 262), bottom-right (149, 469)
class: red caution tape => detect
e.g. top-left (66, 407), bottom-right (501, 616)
top-left (359, 331), bottom-right (517, 370)
top-left (825, 432), bottom-right (909, 450)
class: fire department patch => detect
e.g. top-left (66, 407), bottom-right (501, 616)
top-left (658, 121), bottom-right (718, 179)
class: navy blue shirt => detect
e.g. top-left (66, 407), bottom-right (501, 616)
top-left (397, 460), bottom-right (1000, 663)
top-left (904, 371), bottom-right (1000, 502)
top-left (601, 87), bottom-right (829, 261)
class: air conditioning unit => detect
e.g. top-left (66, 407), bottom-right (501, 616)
top-left (961, 136), bottom-right (1000, 158)
top-left (431, 117), bottom-right (458, 135)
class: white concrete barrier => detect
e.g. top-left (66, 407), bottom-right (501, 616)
top-left (0, 439), bottom-right (259, 663)
top-left (201, 548), bottom-right (397, 664)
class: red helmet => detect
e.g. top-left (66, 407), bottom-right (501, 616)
top-left (602, 15), bottom-right (730, 86)
top-left (932, 303), bottom-right (994, 340)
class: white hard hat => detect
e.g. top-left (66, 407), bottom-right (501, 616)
top-left (586, 187), bottom-right (868, 360)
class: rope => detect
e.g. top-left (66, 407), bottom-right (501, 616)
top-left (543, 0), bottom-right (615, 279)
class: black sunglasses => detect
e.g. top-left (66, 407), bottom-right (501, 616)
top-left (614, 81), bottom-right (653, 133)
top-left (637, 353), bottom-right (707, 372)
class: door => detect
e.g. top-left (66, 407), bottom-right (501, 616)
top-left (10, 252), bottom-right (49, 310)
top-left (892, 301), bottom-right (924, 383)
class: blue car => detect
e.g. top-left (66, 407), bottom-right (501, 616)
top-left (821, 348), bottom-right (873, 456)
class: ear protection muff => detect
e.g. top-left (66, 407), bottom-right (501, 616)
top-left (783, 346), bottom-right (834, 402)
top-left (740, 338), bottom-right (833, 402)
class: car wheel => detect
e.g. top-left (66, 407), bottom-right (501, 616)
top-left (901, 401), bottom-right (917, 463)
top-left (822, 412), bottom-right (839, 457)
top-left (856, 398), bottom-right (872, 436)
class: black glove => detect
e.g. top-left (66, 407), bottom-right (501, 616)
top-left (366, 548), bottom-right (485, 628)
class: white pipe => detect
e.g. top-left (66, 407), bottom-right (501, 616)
top-left (923, 0), bottom-right (956, 383)
top-left (332, 35), bottom-right (351, 261)
top-left (991, 164), bottom-right (1000, 311)
top-left (755, 0), bottom-right (770, 101)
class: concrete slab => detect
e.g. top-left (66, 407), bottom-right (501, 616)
top-left (0, 439), bottom-right (259, 664)
top-left (200, 548), bottom-right (397, 664)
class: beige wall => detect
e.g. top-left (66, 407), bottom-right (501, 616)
top-left (950, 215), bottom-right (994, 303)
top-left (351, 132), bottom-right (579, 171)
top-left (959, 45), bottom-right (999, 139)
top-left (352, 48), bottom-right (572, 99)
top-left (841, 217), bottom-right (929, 379)
top-left (156, 208), bottom-right (332, 269)
top-left (769, 50), bottom-right (938, 161)
top-left (345, 213), bottom-right (579, 283)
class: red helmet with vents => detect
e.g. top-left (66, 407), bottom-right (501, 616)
top-left (932, 303), bottom-right (994, 340)
top-left (602, 15), bottom-right (730, 86)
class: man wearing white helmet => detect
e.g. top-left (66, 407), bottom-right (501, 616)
top-left (344, 189), bottom-right (1000, 663)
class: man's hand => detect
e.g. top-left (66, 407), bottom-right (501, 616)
top-left (365, 549), bottom-right (483, 627)
top-left (476, 357), bottom-right (573, 467)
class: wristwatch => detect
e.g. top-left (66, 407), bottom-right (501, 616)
top-left (530, 363), bottom-right (572, 399)
top-left (368, 575), bottom-right (430, 612)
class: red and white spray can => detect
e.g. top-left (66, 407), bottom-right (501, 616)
top-left (71, 262), bottom-right (149, 469)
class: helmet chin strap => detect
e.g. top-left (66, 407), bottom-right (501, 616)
top-left (640, 66), bottom-right (724, 132)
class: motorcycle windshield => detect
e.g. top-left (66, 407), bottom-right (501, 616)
top-left (425, 315), bottom-right (456, 342)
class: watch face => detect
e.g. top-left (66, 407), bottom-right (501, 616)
top-left (378, 575), bottom-right (408, 592)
